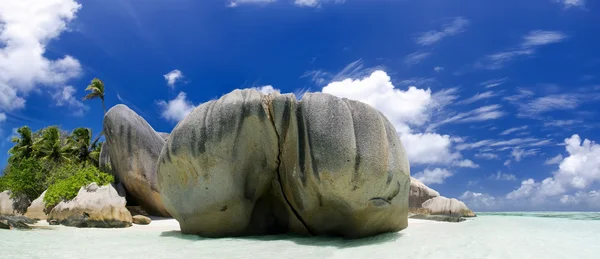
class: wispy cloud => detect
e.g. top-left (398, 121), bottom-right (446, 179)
top-left (504, 88), bottom-right (535, 102)
top-left (404, 52), bottom-right (431, 65)
top-left (553, 0), bottom-right (585, 9)
top-left (522, 30), bottom-right (568, 47)
top-left (544, 120), bottom-right (581, 127)
top-left (228, 0), bottom-right (276, 8)
top-left (430, 104), bottom-right (505, 130)
top-left (481, 78), bottom-right (509, 88)
top-left (475, 153), bottom-right (500, 160)
top-left (518, 94), bottom-right (582, 117)
top-left (434, 66), bottom-right (444, 72)
top-left (457, 137), bottom-right (550, 151)
top-left (458, 91), bottom-right (497, 105)
top-left (500, 126), bottom-right (529, 135)
top-left (488, 171), bottom-right (517, 181)
top-left (477, 30), bottom-right (567, 69)
top-left (415, 17), bottom-right (469, 46)
top-left (511, 148), bottom-right (539, 162)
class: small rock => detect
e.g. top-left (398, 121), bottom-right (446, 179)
top-left (409, 214), bottom-right (466, 223)
top-left (132, 215), bottom-right (151, 225)
top-left (48, 220), bottom-right (59, 225)
top-left (0, 220), bottom-right (9, 229)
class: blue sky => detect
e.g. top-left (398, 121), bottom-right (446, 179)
top-left (1, 0), bottom-right (599, 211)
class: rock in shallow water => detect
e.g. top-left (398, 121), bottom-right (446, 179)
top-left (103, 105), bottom-right (170, 217)
top-left (132, 215), bottom-right (151, 225)
top-left (48, 183), bottom-right (132, 228)
top-left (0, 191), bottom-right (20, 216)
top-left (409, 214), bottom-right (466, 223)
top-left (0, 215), bottom-right (38, 229)
top-left (157, 89), bottom-right (410, 238)
top-left (409, 177), bottom-right (440, 208)
top-left (422, 196), bottom-right (476, 217)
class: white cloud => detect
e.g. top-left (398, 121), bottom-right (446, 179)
top-left (500, 125), bottom-right (528, 136)
top-left (522, 30), bottom-right (567, 47)
top-left (415, 17), bottom-right (469, 46)
top-left (489, 171), bottom-right (517, 181)
top-left (413, 168), bottom-right (453, 185)
top-left (457, 91), bottom-right (497, 105)
top-left (156, 92), bottom-right (196, 122)
top-left (506, 134), bottom-right (600, 202)
top-left (545, 154), bottom-right (564, 165)
top-left (504, 160), bottom-right (511, 167)
top-left (475, 153), bottom-right (499, 160)
top-left (51, 85), bottom-right (87, 116)
top-left (478, 49), bottom-right (534, 70)
top-left (0, 0), bottom-right (82, 112)
top-left (164, 70), bottom-right (184, 88)
top-left (434, 66), bottom-right (444, 72)
top-left (404, 52), bottom-right (431, 65)
top-left (399, 133), bottom-right (460, 165)
top-left (453, 159), bottom-right (479, 168)
top-left (322, 70), bottom-right (434, 135)
top-left (251, 85), bottom-right (280, 94)
top-left (554, 0), bottom-right (585, 9)
top-left (0, 113), bottom-right (6, 123)
top-left (511, 148), bottom-right (538, 162)
top-left (504, 88), bottom-right (535, 102)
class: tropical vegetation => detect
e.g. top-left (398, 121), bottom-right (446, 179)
top-left (0, 125), bottom-right (113, 212)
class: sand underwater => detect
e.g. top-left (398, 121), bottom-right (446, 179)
top-left (1, 212), bottom-right (600, 259)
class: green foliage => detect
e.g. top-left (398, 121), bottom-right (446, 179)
top-left (8, 126), bottom-right (34, 163)
top-left (44, 165), bottom-right (114, 209)
top-left (4, 158), bottom-right (48, 200)
top-left (33, 126), bottom-right (71, 163)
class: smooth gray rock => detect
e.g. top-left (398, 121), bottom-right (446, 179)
top-left (157, 132), bottom-right (170, 141)
top-left (422, 196), bottom-right (476, 217)
top-left (409, 177), bottom-right (440, 208)
top-left (48, 183), bottom-right (132, 228)
top-left (157, 89), bottom-right (410, 238)
top-left (25, 191), bottom-right (47, 220)
top-left (103, 104), bottom-right (170, 217)
top-left (158, 90), bottom-right (280, 237)
top-left (271, 93), bottom-right (410, 238)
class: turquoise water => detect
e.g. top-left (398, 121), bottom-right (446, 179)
top-left (2, 214), bottom-right (600, 259)
top-left (478, 212), bottom-right (600, 220)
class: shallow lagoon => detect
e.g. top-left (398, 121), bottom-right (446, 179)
top-left (2, 213), bottom-right (599, 259)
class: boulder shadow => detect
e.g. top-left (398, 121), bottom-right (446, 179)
top-left (159, 231), bottom-right (403, 248)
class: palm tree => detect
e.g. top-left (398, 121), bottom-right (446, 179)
top-left (83, 78), bottom-right (106, 149)
top-left (8, 126), bottom-right (34, 163)
top-left (33, 126), bottom-right (71, 163)
top-left (67, 127), bottom-right (93, 164)
top-left (83, 78), bottom-right (106, 114)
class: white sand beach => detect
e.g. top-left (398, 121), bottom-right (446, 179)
top-left (3, 213), bottom-right (600, 259)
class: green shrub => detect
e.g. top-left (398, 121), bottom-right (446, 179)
top-left (0, 175), bottom-right (8, 192)
top-left (5, 157), bottom-right (48, 200)
top-left (44, 165), bottom-right (114, 209)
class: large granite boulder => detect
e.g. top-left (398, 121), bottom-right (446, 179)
top-left (48, 183), bottom-right (132, 228)
top-left (103, 105), bottom-right (170, 217)
top-left (0, 215), bottom-right (38, 229)
top-left (25, 191), bottom-right (47, 220)
top-left (1, 191), bottom-right (29, 215)
top-left (422, 196), bottom-right (476, 217)
top-left (409, 177), bottom-right (439, 208)
top-left (157, 89), bottom-right (410, 238)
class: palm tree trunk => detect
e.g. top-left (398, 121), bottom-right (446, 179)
top-left (101, 98), bottom-right (107, 115)
top-left (91, 99), bottom-right (106, 151)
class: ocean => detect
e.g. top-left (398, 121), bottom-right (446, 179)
top-left (1, 212), bottom-right (599, 259)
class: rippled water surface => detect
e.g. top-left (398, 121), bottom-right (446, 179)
top-left (2, 213), bottom-right (600, 259)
